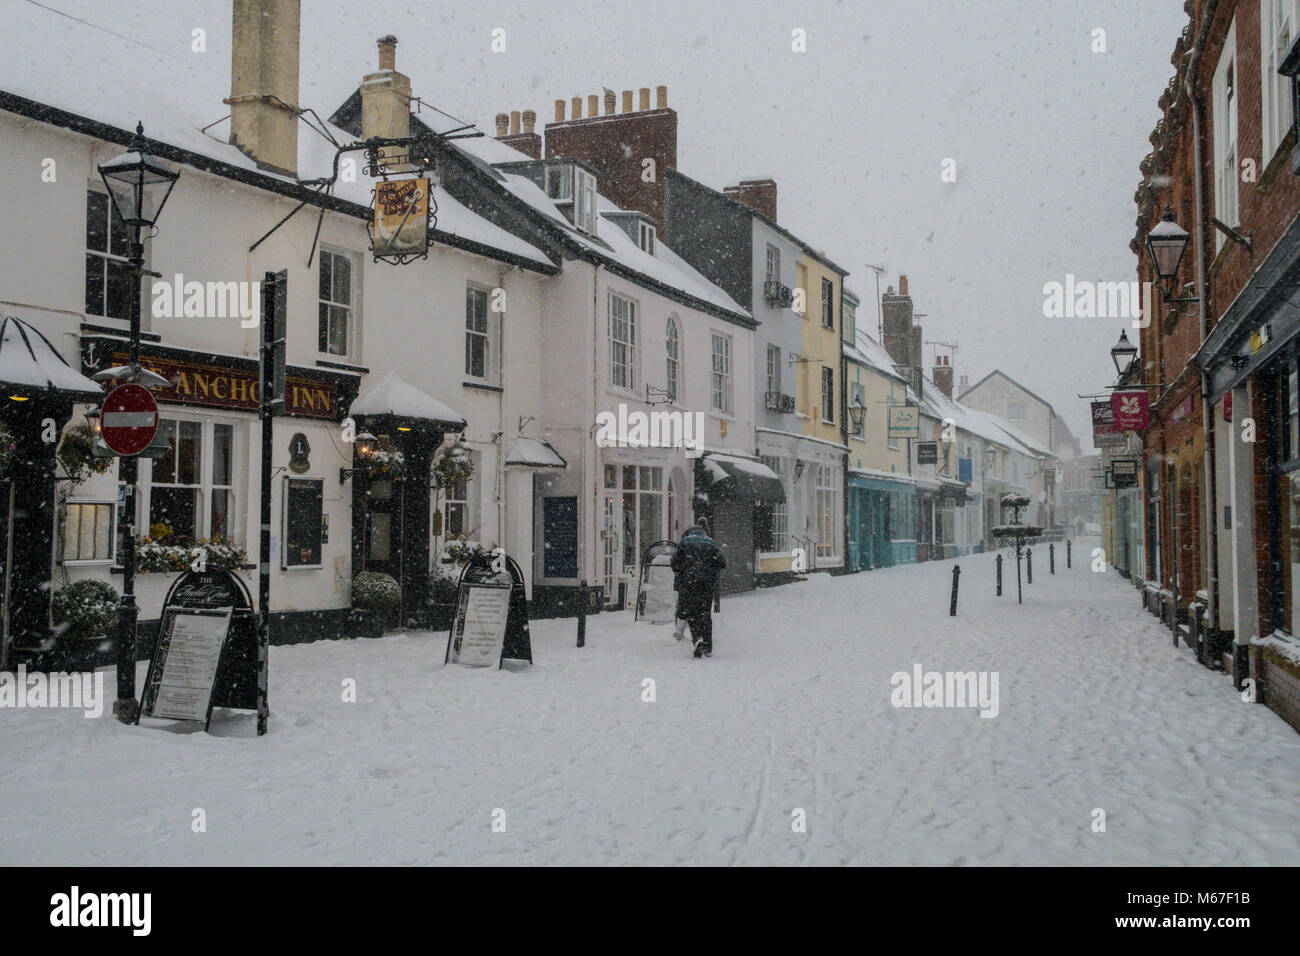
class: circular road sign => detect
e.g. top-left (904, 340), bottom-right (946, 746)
top-left (101, 383), bottom-right (159, 457)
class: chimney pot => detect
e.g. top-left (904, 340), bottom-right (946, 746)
top-left (377, 34), bottom-right (397, 71)
top-left (494, 112), bottom-right (509, 136)
top-left (510, 110), bottom-right (521, 134)
top-left (621, 89), bottom-right (633, 112)
top-left (522, 109), bottom-right (536, 134)
top-left (899, 275), bottom-right (909, 296)
top-left (554, 99), bottom-right (565, 122)
top-left (656, 85), bottom-right (667, 108)
top-left (588, 94), bottom-right (599, 117)
top-left (638, 87), bottom-right (650, 111)
top-left (571, 96), bottom-right (582, 118)
top-left (604, 89), bottom-right (616, 114)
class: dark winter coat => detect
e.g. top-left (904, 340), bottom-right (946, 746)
top-left (671, 527), bottom-right (726, 614)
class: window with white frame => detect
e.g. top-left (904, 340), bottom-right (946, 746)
top-left (442, 454), bottom-right (475, 538)
top-left (821, 277), bottom-right (834, 329)
top-left (545, 164), bottom-right (573, 201)
top-left (608, 292), bottom-right (638, 391)
top-left (665, 316), bottom-right (680, 402)
top-left (1263, 1), bottom-right (1299, 162)
top-left (1213, 20), bottom-right (1239, 251)
top-left (766, 244), bottom-right (780, 284)
top-left (821, 366), bottom-right (835, 424)
top-left (766, 344), bottom-right (782, 397)
top-left (62, 500), bottom-right (116, 563)
top-left (843, 301), bottom-right (856, 342)
top-left (815, 464), bottom-right (841, 558)
top-left (760, 455), bottom-right (789, 553)
top-left (711, 331), bottom-right (733, 413)
top-left (122, 418), bottom-right (238, 558)
top-left (85, 190), bottom-right (132, 321)
top-left (638, 220), bottom-right (656, 256)
top-left (620, 464), bottom-right (663, 569)
top-left (465, 285), bottom-right (500, 384)
top-left (319, 249), bottom-right (355, 357)
top-left (575, 168), bottom-right (598, 234)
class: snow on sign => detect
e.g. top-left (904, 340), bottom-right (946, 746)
top-left (100, 383), bottom-right (159, 456)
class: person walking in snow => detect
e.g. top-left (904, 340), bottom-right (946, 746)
top-left (671, 519), bottom-right (726, 658)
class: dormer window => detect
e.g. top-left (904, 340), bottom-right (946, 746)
top-left (545, 165), bottom-right (572, 201)
top-left (638, 221), bottom-right (656, 256)
top-left (574, 167), bottom-right (597, 234)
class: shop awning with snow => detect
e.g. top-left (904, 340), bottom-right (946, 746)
top-left (696, 453), bottom-right (785, 504)
top-left (505, 436), bottom-right (566, 470)
top-left (0, 313), bottom-right (104, 400)
top-left (347, 371), bottom-right (467, 437)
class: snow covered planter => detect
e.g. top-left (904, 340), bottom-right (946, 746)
top-left (51, 579), bottom-right (119, 643)
top-left (351, 571), bottom-right (401, 638)
top-left (136, 536), bottom-right (249, 573)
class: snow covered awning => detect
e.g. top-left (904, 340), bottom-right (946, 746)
top-left (0, 313), bottom-right (103, 400)
top-left (697, 453), bottom-right (785, 504)
top-left (348, 371), bottom-right (466, 433)
top-left (505, 436), bottom-right (566, 470)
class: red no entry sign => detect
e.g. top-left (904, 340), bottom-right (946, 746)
top-left (101, 383), bottom-right (159, 456)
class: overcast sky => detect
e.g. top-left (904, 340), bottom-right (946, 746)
top-left (24, 0), bottom-right (1191, 448)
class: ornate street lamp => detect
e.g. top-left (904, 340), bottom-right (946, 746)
top-left (1144, 207), bottom-right (1189, 285)
top-left (1110, 329), bottom-right (1138, 378)
top-left (848, 397), bottom-right (866, 435)
top-left (97, 121), bottom-right (179, 723)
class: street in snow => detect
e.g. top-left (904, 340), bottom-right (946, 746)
top-left (3, 545), bottom-right (1298, 867)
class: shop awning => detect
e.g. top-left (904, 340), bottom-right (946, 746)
top-left (698, 453), bottom-right (785, 504)
top-left (505, 436), bottom-right (566, 469)
top-left (349, 371), bottom-right (466, 432)
top-left (0, 313), bottom-right (103, 399)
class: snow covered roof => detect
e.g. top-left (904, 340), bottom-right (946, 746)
top-left (504, 437), bottom-right (566, 469)
top-left (0, 3), bottom-right (554, 271)
top-left (0, 313), bottom-right (104, 398)
top-left (349, 371), bottom-right (466, 430)
top-left (844, 332), bottom-right (909, 386)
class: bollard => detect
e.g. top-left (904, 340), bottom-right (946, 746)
top-left (996, 553), bottom-right (1003, 597)
top-left (950, 564), bottom-right (961, 616)
top-left (1026, 547), bottom-right (1033, 584)
top-left (1049, 542), bottom-right (1055, 575)
top-left (1016, 551), bottom-right (1023, 604)
top-left (577, 579), bottom-right (587, 648)
top-left (1066, 538), bottom-right (1072, 569)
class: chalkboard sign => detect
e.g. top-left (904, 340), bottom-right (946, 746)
top-left (139, 568), bottom-right (258, 729)
top-left (283, 477), bottom-right (323, 568)
top-left (139, 607), bottom-right (233, 727)
top-left (443, 551), bottom-right (533, 668)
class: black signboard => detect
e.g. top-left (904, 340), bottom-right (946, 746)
top-left (283, 477), bottom-right (323, 568)
top-left (917, 441), bottom-right (939, 464)
top-left (1110, 458), bottom-right (1139, 489)
top-left (139, 568), bottom-right (257, 730)
top-left (444, 550), bottom-right (532, 668)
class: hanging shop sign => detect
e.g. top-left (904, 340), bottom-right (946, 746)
top-left (108, 351), bottom-right (340, 420)
top-left (887, 404), bottom-right (921, 439)
top-left (1169, 393), bottom-right (1195, 426)
top-left (1109, 458), bottom-right (1139, 489)
top-left (444, 551), bottom-right (533, 668)
top-left (1092, 400), bottom-right (1125, 447)
top-left (370, 177), bottom-right (432, 263)
top-left (1111, 389), bottom-right (1150, 431)
top-left (916, 441), bottom-right (939, 464)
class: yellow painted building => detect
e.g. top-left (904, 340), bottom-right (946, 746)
top-left (796, 253), bottom-right (843, 445)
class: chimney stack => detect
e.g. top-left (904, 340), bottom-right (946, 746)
top-left (571, 96), bottom-right (582, 119)
top-left (881, 275), bottom-right (916, 370)
top-left (360, 34), bottom-right (411, 171)
top-left (495, 105), bottom-right (542, 159)
top-left (622, 89), bottom-right (633, 112)
top-left (554, 99), bottom-right (565, 122)
top-left (228, 0), bottom-right (301, 176)
top-left (656, 85), bottom-right (668, 108)
top-left (510, 110), bottom-right (521, 134)
top-left (723, 179), bottom-right (777, 221)
top-left (587, 94), bottom-right (599, 117)
top-left (604, 89), bottom-right (616, 115)
top-left (522, 109), bottom-right (535, 134)
top-left (933, 353), bottom-right (954, 400)
top-left (638, 87), bottom-right (650, 110)
top-left (899, 274), bottom-right (909, 296)
top-left (495, 113), bottom-right (509, 136)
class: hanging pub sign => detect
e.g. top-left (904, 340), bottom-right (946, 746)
top-left (1110, 458), bottom-right (1139, 489)
top-left (138, 568), bottom-right (258, 731)
top-left (1112, 389), bottom-right (1150, 431)
top-left (887, 404), bottom-right (921, 439)
top-left (916, 441), bottom-right (939, 464)
top-left (370, 177), bottom-right (432, 263)
top-left (1092, 400), bottom-right (1125, 447)
top-left (445, 550), bottom-right (533, 668)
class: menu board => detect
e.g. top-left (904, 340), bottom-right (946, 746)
top-left (282, 477), bottom-right (323, 568)
top-left (445, 584), bottom-right (511, 668)
top-left (140, 607), bottom-right (234, 724)
top-left (637, 563), bottom-right (677, 625)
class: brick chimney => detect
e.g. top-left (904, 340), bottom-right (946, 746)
top-left (361, 35), bottom-right (412, 171)
top-left (227, 0), bottom-right (300, 176)
top-left (543, 84), bottom-right (677, 230)
top-left (496, 107), bottom-right (541, 159)
top-left (722, 179), bottom-right (777, 221)
top-left (881, 274), bottom-right (916, 368)
top-left (933, 354), bottom-right (954, 399)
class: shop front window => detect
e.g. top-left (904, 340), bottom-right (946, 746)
top-left (620, 464), bottom-right (663, 569)
top-left (1270, 358), bottom-right (1300, 634)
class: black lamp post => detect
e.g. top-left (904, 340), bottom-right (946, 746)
top-left (1110, 329), bottom-right (1138, 379)
top-left (97, 122), bottom-right (178, 723)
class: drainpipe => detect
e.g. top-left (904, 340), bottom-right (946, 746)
top-left (591, 263), bottom-right (603, 601)
top-left (1183, 0), bottom-right (1219, 657)
top-left (496, 268), bottom-right (508, 554)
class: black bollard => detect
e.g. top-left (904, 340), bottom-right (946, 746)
top-left (1016, 551), bottom-right (1023, 604)
top-left (577, 579), bottom-right (587, 648)
top-left (1049, 542), bottom-right (1055, 575)
top-left (950, 564), bottom-right (961, 616)
top-left (1027, 547), bottom-right (1033, 584)
top-left (996, 553), bottom-right (1003, 597)
top-left (1066, 538), bottom-right (1072, 569)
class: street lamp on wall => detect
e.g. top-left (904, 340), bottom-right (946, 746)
top-left (1110, 329), bottom-right (1138, 378)
top-left (340, 431), bottom-right (379, 484)
top-left (1145, 206), bottom-right (1251, 306)
top-left (848, 397), bottom-right (866, 435)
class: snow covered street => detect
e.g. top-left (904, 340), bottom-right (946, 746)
top-left (4, 543), bottom-right (1299, 866)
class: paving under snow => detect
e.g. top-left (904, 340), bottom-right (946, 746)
top-left (4, 541), bottom-right (1299, 866)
